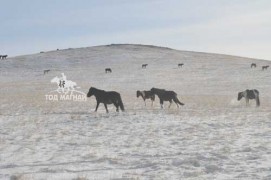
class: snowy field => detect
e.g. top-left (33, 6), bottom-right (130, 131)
top-left (0, 44), bottom-right (271, 179)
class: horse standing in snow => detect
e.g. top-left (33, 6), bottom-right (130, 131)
top-left (44, 69), bottom-right (50, 75)
top-left (87, 87), bottom-right (125, 113)
top-left (105, 68), bottom-right (112, 73)
top-left (1, 55), bottom-right (7, 59)
top-left (262, 66), bottom-right (269, 70)
top-left (136, 90), bottom-right (155, 106)
top-left (237, 89), bottom-right (260, 107)
top-left (178, 63), bottom-right (184, 68)
top-left (251, 63), bottom-right (256, 68)
top-left (142, 64), bottom-right (148, 69)
top-left (150, 87), bottom-right (184, 109)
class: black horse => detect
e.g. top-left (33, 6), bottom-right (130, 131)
top-left (238, 89), bottom-right (260, 107)
top-left (150, 87), bottom-right (184, 108)
top-left (87, 87), bottom-right (124, 113)
top-left (178, 63), bottom-right (184, 68)
top-left (251, 63), bottom-right (256, 68)
top-left (105, 68), bottom-right (112, 73)
top-left (136, 90), bottom-right (155, 106)
top-left (0, 55), bottom-right (7, 59)
top-left (142, 64), bottom-right (148, 69)
top-left (262, 66), bottom-right (269, 70)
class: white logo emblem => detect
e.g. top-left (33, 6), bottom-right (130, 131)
top-left (45, 73), bottom-right (87, 101)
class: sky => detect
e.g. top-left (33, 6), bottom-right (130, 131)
top-left (1, 0), bottom-right (271, 59)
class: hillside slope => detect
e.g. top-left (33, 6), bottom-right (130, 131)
top-left (0, 44), bottom-right (270, 179)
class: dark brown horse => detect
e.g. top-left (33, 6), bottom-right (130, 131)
top-left (262, 66), bottom-right (269, 70)
top-left (87, 87), bottom-right (124, 113)
top-left (105, 68), bottom-right (112, 73)
top-left (178, 63), bottom-right (184, 68)
top-left (251, 63), bottom-right (256, 68)
top-left (150, 87), bottom-right (184, 108)
top-left (142, 64), bottom-right (148, 69)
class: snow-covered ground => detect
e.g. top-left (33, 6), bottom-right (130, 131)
top-left (0, 44), bottom-right (271, 179)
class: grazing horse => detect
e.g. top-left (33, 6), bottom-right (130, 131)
top-left (44, 69), bottom-right (50, 75)
top-left (87, 87), bottom-right (125, 113)
top-left (142, 64), bottom-right (148, 69)
top-left (251, 63), bottom-right (256, 68)
top-left (136, 90), bottom-right (155, 106)
top-left (105, 68), bottom-right (112, 73)
top-left (178, 63), bottom-right (184, 68)
top-left (262, 66), bottom-right (269, 70)
top-left (150, 87), bottom-right (184, 108)
top-left (238, 89), bottom-right (260, 107)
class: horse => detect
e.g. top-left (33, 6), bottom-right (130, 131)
top-left (150, 87), bottom-right (184, 108)
top-left (87, 87), bottom-right (124, 113)
top-left (251, 63), bottom-right (256, 68)
top-left (105, 68), bottom-right (112, 73)
top-left (1, 55), bottom-right (7, 59)
top-left (262, 66), bottom-right (269, 70)
top-left (44, 69), bottom-right (50, 75)
top-left (136, 90), bottom-right (155, 106)
top-left (178, 63), bottom-right (184, 68)
top-left (51, 76), bottom-right (77, 93)
top-left (142, 64), bottom-right (148, 69)
top-left (237, 89), bottom-right (260, 107)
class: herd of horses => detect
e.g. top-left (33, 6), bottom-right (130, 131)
top-left (0, 55), bottom-right (8, 59)
top-left (251, 63), bottom-right (269, 70)
top-left (88, 87), bottom-right (185, 113)
top-left (87, 86), bottom-right (260, 113)
top-left (41, 62), bottom-right (263, 113)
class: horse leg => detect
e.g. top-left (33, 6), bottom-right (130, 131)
top-left (246, 98), bottom-right (249, 106)
top-left (168, 100), bottom-right (172, 108)
top-left (95, 102), bottom-right (100, 112)
top-left (160, 99), bottom-right (164, 109)
top-left (144, 99), bottom-right (146, 106)
top-left (113, 102), bottom-right (119, 112)
top-left (104, 103), bottom-right (109, 113)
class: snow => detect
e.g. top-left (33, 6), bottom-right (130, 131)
top-left (0, 44), bottom-right (271, 179)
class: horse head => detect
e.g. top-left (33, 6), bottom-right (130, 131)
top-left (136, 90), bottom-right (141, 97)
top-left (87, 87), bottom-right (95, 97)
top-left (237, 92), bottom-right (243, 101)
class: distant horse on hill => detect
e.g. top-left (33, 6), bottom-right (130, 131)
top-left (44, 69), bottom-right (50, 75)
top-left (251, 63), bottom-right (256, 68)
top-left (87, 87), bottom-right (125, 113)
top-left (0, 55), bottom-right (7, 59)
top-left (262, 66), bottom-right (269, 70)
top-left (238, 89), bottom-right (260, 107)
top-left (105, 68), bottom-right (112, 73)
top-left (178, 63), bottom-right (184, 68)
top-left (150, 87), bottom-right (184, 108)
top-left (136, 90), bottom-right (155, 106)
top-left (142, 64), bottom-right (148, 69)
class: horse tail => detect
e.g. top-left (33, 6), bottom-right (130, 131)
top-left (118, 95), bottom-right (125, 111)
top-left (173, 95), bottom-right (185, 106)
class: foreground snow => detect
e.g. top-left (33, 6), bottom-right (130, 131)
top-left (0, 44), bottom-right (270, 179)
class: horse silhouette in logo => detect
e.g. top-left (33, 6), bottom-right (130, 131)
top-left (51, 73), bottom-right (78, 94)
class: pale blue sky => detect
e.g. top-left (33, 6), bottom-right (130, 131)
top-left (1, 0), bottom-right (271, 59)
